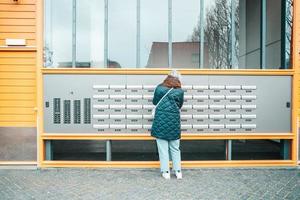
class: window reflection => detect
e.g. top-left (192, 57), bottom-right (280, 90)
top-left (203, 0), bottom-right (283, 69)
top-left (238, 0), bottom-right (286, 69)
top-left (43, 0), bottom-right (293, 70)
top-left (44, 0), bottom-right (72, 68)
top-left (238, 0), bottom-right (261, 69)
top-left (266, 0), bottom-right (282, 69)
top-left (203, 0), bottom-right (237, 69)
top-left (108, 0), bottom-right (136, 68)
top-left (172, 0), bottom-right (200, 68)
top-left (284, 0), bottom-right (293, 69)
top-left (141, 0), bottom-right (168, 68)
top-left (77, 0), bottom-right (105, 68)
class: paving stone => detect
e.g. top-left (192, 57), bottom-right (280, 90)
top-left (0, 168), bottom-right (299, 200)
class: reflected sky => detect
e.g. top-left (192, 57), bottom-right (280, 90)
top-left (108, 0), bottom-right (136, 67)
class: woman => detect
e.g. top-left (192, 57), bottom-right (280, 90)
top-left (151, 70), bottom-right (184, 180)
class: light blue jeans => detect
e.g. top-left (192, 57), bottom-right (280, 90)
top-left (156, 138), bottom-right (181, 173)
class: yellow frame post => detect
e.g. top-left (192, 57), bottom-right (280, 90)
top-left (292, 0), bottom-right (300, 164)
top-left (36, 0), bottom-right (44, 167)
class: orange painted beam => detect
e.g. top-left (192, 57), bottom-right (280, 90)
top-left (292, 0), bottom-right (300, 163)
top-left (41, 133), bottom-right (294, 141)
top-left (41, 160), bottom-right (296, 168)
top-left (42, 68), bottom-right (295, 76)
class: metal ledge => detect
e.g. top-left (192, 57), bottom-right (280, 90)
top-left (0, 161), bottom-right (37, 165)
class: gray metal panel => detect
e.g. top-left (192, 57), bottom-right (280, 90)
top-left (43, 74), bottom-right (291, 134)
top-left (44, 74), bottom-right (126, 133)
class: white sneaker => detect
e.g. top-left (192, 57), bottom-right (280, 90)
top-left (175, 171), bottom-right (182, 179)
top-left (162, 172), bottom-right (170, 180)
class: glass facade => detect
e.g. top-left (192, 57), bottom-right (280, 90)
top-left (284, 0), bottom-right (293, 69)
top-left (44, 0), bottom-right (105, 68)
top-left (77, 0), bottom-right (105, 68)
top-left (203, 0), bottom-right (237, 69)
top-left (44, 0), bottom-right (72, 67)
top-left (44, 0), bottom-right (293, 69)
top-left (172, 0), bottom-right (200, 68)
top-left (238, 0), bottom-right (261, 69)
top-left (108, 0), bottom-right (136, 68)
top-left (140, 0), bottom-right (169, 68)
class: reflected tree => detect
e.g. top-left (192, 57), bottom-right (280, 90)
top-left (189, 0), bottom-right (239, 69)
top-left (43, 45), bottom-right (53, 67)
top-left (285, 0), bottom-right (293, 68)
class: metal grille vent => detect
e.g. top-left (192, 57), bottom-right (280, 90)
top-left (73, 100), bottom-right (81, 124)
top-left (84, 98), bottom-right (91, 124)
top-left (63, 100), bottom-right (71, 124)
top-left (53, 98), bottom-right (61, 124)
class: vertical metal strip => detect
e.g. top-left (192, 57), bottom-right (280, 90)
top-left (72, 0), bottom-right (76, 68)
top-left (168, 0), bottom-right (172, 68)
top-left (200, 0), bottom-right (204, 69)
top-left (225, 140), bottom-right (228, 159)
top-left (49, 0), bottom-right (53, 58)
top-left (104, 0), bottom-right (108, 67)
top-left (45, 141), bottom-right (53, 161)
top-left (106, 140), bottom-right (112, 161)
top-left (137, 0), bottom-right (141, 68)
top-left (260, 0), bottom-right (266, 69)
top-left (280, 140), bottom-right (290, 160)
top-left (228, 140), bottom-right (232, 160)
top-left (231, 0), bottom-right (237, 69)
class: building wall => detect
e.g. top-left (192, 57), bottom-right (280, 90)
top-left (0, 0), bottom-right (37, 162)
top-left (0, 0), bottom-right (36, 46)
top-left (0, 0), bottom-right (299, 164)
top-left (0, 0), bottom-right (37, 127)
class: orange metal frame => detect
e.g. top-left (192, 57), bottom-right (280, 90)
top-left (35, 0), bottom-right (300, 168)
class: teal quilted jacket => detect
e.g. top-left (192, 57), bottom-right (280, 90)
top-left (151, 84), bottom-right (184, 140)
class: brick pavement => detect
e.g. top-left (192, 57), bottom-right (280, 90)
top-left (0, 168), bottom-right (299, 200)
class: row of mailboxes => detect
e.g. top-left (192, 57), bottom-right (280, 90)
top-left (92, 114), bottom-right (256, 120)
top-left (92, 108), bottom-right (257, 132)
top-left (93, 84), bottom-right (257, 90)
top-left (93, 124), bottom-right (257, 129)
top-left (94, 100), bottom-right (256, 107)
top-left (93, 104), bottom-right (257, 110)
top-left (92, 83), bottom-right (257, 134)
top-left (92, 94), bottom-right (257, 100)
top-left (95, 107), bottom-right (257, 115)
top-left (93, 85), bottom-right (257, 97)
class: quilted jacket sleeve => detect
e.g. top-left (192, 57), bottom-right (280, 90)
top-left (152, 85), bottom-right (162, 106)
top-left (175, 89), bottom-right (184, 109)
